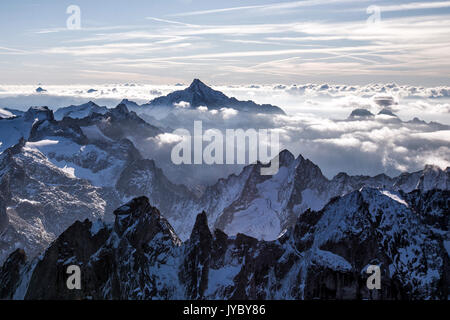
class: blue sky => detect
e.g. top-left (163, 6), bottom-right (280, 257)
top-left (1, 0), bottom-right (450, 85)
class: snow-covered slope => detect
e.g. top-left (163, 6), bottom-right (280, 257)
top-left (0, 105), bottom-right (186, 263)
top-left (0, 107), bottom-right (54, 153)
top-left (118, 99), bottom-right (141, 112)
top-left (0, 108), bottom-right (15, 119)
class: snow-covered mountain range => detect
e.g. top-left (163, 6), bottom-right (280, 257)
top-left (0, 90), bottom-right (448, 300)
top-left (0, 102), bottom-right (448, 266)
top-left (0, 188), bottom-right (447, 299)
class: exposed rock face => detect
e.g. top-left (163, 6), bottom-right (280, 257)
top-left (0, 198), bottom-right (8, 233)
top-left (1, 189), bottom-right (447, 300)
top-left (0, 249), bottom-right (27, 299)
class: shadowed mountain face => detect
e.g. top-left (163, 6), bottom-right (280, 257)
top-left (144, 79), bottom-right (286, 115)
top-left (0, 190), bottom-right (447, 300)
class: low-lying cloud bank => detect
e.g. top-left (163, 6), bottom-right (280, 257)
top-left (137, 106), bottom-right (449, 186)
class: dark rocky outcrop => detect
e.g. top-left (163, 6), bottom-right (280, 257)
top-left (0, 187), bottom-right (447, 300)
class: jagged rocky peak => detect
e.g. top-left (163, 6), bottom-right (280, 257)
top-left (113, 196), bottom-right (181, 246)
top-left (105, 103), bottom-right (157, 129)
top-left (114, 196), bottom-right (153, 217)
top-left (23, 106), bottom-right (54, 121)
top-left (54, 101), bottom-right (108, 120)
top-left (120, 99), bottom-right (140, 109)
top-left (109, 103), bottom-right (142, 120)
top-left (147, 78), bottom-right (286, 114)
top-left (298, 187), bottom-right (447, 299)
top-left (417, 164), bottom-right (449, 191)
top-left (189, 211), bottom-right (212, 243)
top-left (28, 115), bottom-right (88, 144)
top-left (186, 79), bottom-right (226, 100)
top-left (278, 149), bottom-right (295, 166)
top-left (84, 100), bottom-right (98, 106)
top-left (114, 102), bottom-right (129, 114)
top-left (1, 188), bottom-right (447, 300)
top-left (0, 188), bottom-right (448, 299)
top-left (114, 196), bottom-right (155, 233)
top-left (295, 153), bottom-right (325, 178)
top-left (188, 78), bottom-right (212, 92)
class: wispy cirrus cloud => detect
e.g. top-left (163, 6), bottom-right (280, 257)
top-left (43, 42), bottom-right (192, 56)
top-left (366, 1), bottom-right (450, 12)
top-left (0, 46), bottom-right (28, 55)
top-left (1, 0), bottom-right (450, 85)
top-left (168, 0), bottom-right (368, 17)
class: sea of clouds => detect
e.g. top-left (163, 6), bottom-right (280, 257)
top-left (0, 82), bottom-right (448, 186)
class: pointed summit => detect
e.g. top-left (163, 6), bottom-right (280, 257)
top-left (0, 199), bottom-right (7, 233)
top-left (190, 211), bottom-right (212, 243)
top-left (113, 103), bottom-right (129, 114)
top-left (278, 149), bottom-right (295, 167)
top-left (120, 99), bottom-right (140, 108)
top-left (188, 78), bottom-right (208, 90)
top-left (186, 79), bottom-right (224, 101)
top-left (187, 79), bottom-right (218, 94)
